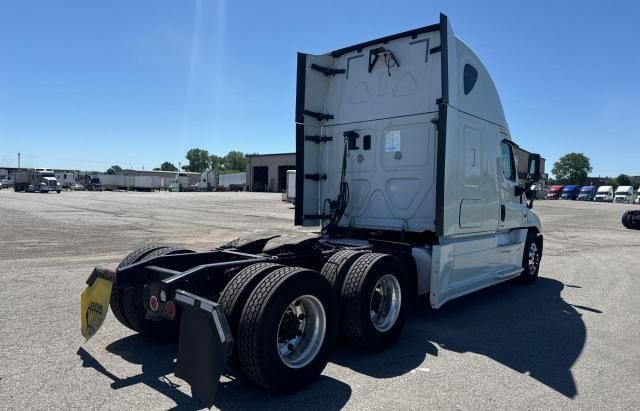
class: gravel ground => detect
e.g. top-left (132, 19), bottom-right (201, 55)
top-left (0, 190), bottom-right (639, 410)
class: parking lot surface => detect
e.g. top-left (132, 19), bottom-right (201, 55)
top-left (1, 190), bottom-right (639, 410)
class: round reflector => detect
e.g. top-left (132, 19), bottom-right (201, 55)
top-left (166, 301), bottom-right (176, 318)
top-left (149, 295), bottom-right (159, 312)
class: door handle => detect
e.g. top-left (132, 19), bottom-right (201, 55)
top-left (501, 205), bottom-right (506, 221)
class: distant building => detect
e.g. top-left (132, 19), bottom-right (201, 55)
top-left (245, 153), bottom-right (295, 192)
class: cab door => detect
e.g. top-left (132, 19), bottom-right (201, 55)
top-left (497, 141), bottom-right (525, 230)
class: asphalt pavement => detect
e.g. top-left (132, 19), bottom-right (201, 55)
top-left (0, 190), bottom-right (638, 409)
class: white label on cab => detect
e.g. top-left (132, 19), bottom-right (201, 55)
top-left (385, 130), bottom-right (400, 152)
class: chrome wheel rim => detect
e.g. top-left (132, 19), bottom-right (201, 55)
top-left (370, 274), bottom-right (402, 332)
top-left (277, 295), bottom-right (326, 369)
top-left (528, 242), bottom-right (540, 275)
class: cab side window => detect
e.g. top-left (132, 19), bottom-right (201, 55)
top-left (501, 142), bottom-right (516, 182)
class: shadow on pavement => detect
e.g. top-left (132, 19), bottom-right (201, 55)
top-left (78, 334), bottom-right (351, 410)
top-left (78, 277), bottom-right (590, 407)
top-left (78, 337), bottom-right (201, 410)
top-left (405, 277), bottom-right (591, 398)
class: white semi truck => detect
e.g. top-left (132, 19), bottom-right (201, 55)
top-left (13, 169), bottom-right (61, 193)
top-left (168, 173), bottom-right (191, 192)
top-left (192, 171), bottom-right (217, 191)
top-left (595, 185), bottom-right (614, 202)
top-left (80, 14), bottom-right (544, 406)
top-left (614, 185), bottom-right (635, 203)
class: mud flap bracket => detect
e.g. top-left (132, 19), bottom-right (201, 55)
top-left (174, 289), bottom-right (233, 407)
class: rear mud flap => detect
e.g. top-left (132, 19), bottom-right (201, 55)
top-left (81, 266), bottom-right (115, 341)
top-left (174, 290), bottom-right (233, 407)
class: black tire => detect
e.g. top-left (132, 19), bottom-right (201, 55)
top-left (237, 267), bottom-right (338, 393)
top-left (218, 262), bottom-right (283, 365)
top-left (110, 245), bottom-right (166, 329)
top-left (518, 231), bottom-right (542, 283)
top-left (633, 212), bottom-right (640, 230)
top-left (320, 249), bottom-right (368, 293)
top-left (111, 245), bottom-right (193, 338)
top-left (622, 211), bottom-right (631, 229)
top-left (339, 253), bottom-right (410, 351)
top-left (624, 210), bottom-right (640, 230)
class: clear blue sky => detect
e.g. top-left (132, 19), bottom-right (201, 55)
top-left (1, 0), bottom-right (638, 176)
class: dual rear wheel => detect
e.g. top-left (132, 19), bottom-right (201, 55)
top-left (218, 250), bottom-right (409, 393)
top-left (110, 246), bottom-right (410, 394)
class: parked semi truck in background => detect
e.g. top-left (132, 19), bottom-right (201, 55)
top-left (169, 173), bottom-right (191, 192)
top-left (13, 169), bottom-right (61, 193)
top-left (614, 186), bottom-right (635, 203)
top-left (80, 15), bottom-right (544, 406)
top-left (577, 185), bottom-right (597, 201)
top-left (192, 171), bottom-right (217, 191)
top-left (546, 185), bottom-right (563, 200)
top-left (55, 171), bottom-right (76, 190)
top-left (560, 185), bottom-right (579, 200)
top-left (83, 175), bottom-right (102, 191)
top-left (595, 185), bottom-right (614, 202)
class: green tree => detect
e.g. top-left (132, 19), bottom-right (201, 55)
top-left (551, 153), bottom-right (592, 185)
top-left (209, 154), bottom-right (223, 170)
top-left (615, 174), bottom-right (632, 186)
top-left (159, 161), bottom-right (178, 172)
top-left (183, 148), bottom-right (210, 172)
top-left (106, 165), bottom-right (123, 175)
top-left (222, 150), bottom-right (246, 172)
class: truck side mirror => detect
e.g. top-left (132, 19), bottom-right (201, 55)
top-left (526, 154), bottom-right (541, 182)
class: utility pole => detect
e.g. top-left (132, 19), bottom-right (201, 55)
top-left (18, 152), bottom-right (21, 169)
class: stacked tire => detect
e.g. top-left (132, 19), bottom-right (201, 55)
top-left (622, 210), bottom-right (640, 230)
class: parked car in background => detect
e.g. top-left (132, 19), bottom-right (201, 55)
top-left (577, 186), bottom-right (597, 201)
top-left (595, 185), bottom-right (614, 202)
top-left (561, 185), bottom-right (580, 200)
top-left (70, 183), bottom-right (86, 191)
top-left (545, 185), bottom-right (564, 200)
top-left (614, 186), bottom-right (635, 203)
top-left (635, 187), bottom-right (640, 204)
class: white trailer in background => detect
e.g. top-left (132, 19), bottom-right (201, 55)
top-left (97, 174), bottom-right (125, 190)
top-left (285, 170), bottom-right (296, 203)
top-left (218, 172), bottom-right (246, 191)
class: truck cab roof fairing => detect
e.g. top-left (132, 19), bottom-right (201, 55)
top-left (295, 14), bottom-right (512, 238)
